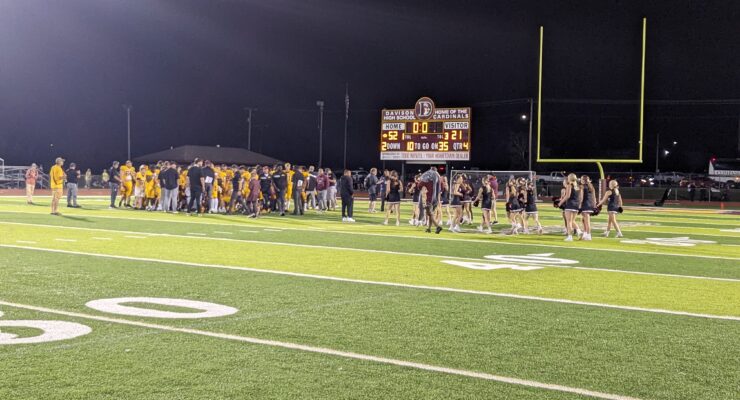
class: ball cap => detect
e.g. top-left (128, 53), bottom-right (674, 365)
top-left (55, 157), bottom-right (65, 164)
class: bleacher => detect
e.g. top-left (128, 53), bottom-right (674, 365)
top-left (0, 158), bottom-right (48, 189)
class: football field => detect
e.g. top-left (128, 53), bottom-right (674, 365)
top-left (0, 196), bottom-right (738, 400)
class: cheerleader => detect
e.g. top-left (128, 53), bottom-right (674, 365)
top-left (408, 175), bottom-right (422, 226)
top-left (523, 179), bottom-right (543, 234)
top-left (474, 177), bottom-right (493, 233)
top-left (440, 175), bottom-right (452, 226)
top-left (461, 177), bottom-right (474, 224)
top-left (383, 171), bottom-right (402, 226)
top-left (449, 174), bottom-right (464, 232)
top-left (505, 179), bottom-right (524, 234)
top-left (558, 173), bottom-right (582, 241)
top-left (579, 175), bottom-right (596, 240)
top-left (596, 180), bottom-right (623, 238)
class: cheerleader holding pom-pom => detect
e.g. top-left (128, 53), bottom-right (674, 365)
top-left (596, 179), bottom-right (624, 238)
top-left (578, 175), bottom-right (596, 240)
top-left (557, 174), bottom-right (582, 242)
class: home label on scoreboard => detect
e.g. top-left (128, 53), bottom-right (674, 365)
top-left (380, 97), bottom-right (471, 161)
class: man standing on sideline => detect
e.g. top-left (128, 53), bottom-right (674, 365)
top-left (316, 168), bottom-right (328, 211)
top-left (305, 166), bottom-right (318, 211)
top-left (378, 169), bottom-right (389, 212)
top-left (259, 165), bottom-right (273, 213)
top-left (364, 167), bottom-right (379, 213)
top-left (418, 166), bottom-right (443, 234)
top-left (108, 161), bottom-right (121, 209)
top-left (65, 162), bottom-right (81, 208)
top-left (25, 163), bottom-right (38, 205)
top-left (160, 161), bottom-right (180, 213)
top-left (187, 158), bottom-right (205, 215)
top-left (270, 165), bottom-right (287, 216)
top-left (202, 161), bottom-right (216, 212)
top-left (49, 157), bottom-right (65, 215)
top-left (339, 169), bottom-right (355, 222)
top-left (291, 166), bottom-right (305, 215)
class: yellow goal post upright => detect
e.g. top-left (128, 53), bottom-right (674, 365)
top-left (536, 18), bottom-right (647, 198)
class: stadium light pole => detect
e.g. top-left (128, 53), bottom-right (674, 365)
top-left (123, 104), bottom-right (132, 161)
top-left (343, 83), bottom-right (349, 169)
top-left (244, 107), bottom-right (257, 151)
top-left (527, 98), bottom-right (533, 171)
top-left (317, 100), bottom-right (325, 167)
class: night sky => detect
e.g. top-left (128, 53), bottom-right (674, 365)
top-left (1, 0), bottom-right (738, 173)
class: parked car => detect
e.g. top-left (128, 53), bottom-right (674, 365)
top-left (654, 172), bottom-right (685, 184)
top-left (638, 174), bottom-right (655, 187)
top-left (537, 171), bottom-right (566, 185)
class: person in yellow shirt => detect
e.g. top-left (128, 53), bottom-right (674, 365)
top-left (144, 170), bottom-right (157, 210)
top-left (134, 165), bottom-right (146, 209)
top-left (285, 162), bottom-right (294, 210)
top-left (49, 157), bottom-right (66, 215)
top-left (118, 160), bottom-right (134, 208)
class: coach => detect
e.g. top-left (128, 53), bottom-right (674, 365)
top-left (160, 161), bottom-right (179, 213)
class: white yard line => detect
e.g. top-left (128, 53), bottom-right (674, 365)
top-left (124, 235), bottom-right (147, 239)
top-left (4, 221), bottom-right (740, 282)
top-left (239, 230), bottom-right (258, 233)
top-left (0, 299), bottom-right (640, 400)
top-left (54, 238), bottom-right (77, 242)
top-left (1, 213), bottom-right (738, 261)
top-left (1, 244), bottom-right (738, 322)
top-left (2, 221), bottom-right (738, 282)
top-left (15, 240), bottom-right (37, 244)
top-left (213, 231), bottom-right (233, 235)
top-left (91, 237), bottom-right (112, 241)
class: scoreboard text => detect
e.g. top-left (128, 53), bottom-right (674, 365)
top-left (380, 97), bottom-right (471, 161)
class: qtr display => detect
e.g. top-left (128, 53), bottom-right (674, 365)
top-left (380, 97), bottom-right (471, 161)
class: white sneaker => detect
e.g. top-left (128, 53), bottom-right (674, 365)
top-left (382, 221), bottom-right (388, 225)
top-left (564, 235), bottom-right (573, 242)
top-left (616, 232), bottom-right (623, 238)
top-left (395, 221), bottom-right (400, 226)
top-left (476, 226), bottom-right (483, 232)
top-left (342, 217), bottom-right (348, 222)
top-left (602, 231), bottom-right (610, 237)
top-left (409, 219), bottom-right (415, 225)
top-left (583, 233), bottom-right (592, 241)
top-left (576, 228), bottom-right (583, 236)
top-left (485, 228), bottom-right (492, 234)
top-left (348, 218), bottom-right (356, 222)
top-left (523, 228), bottom-right (530, 234)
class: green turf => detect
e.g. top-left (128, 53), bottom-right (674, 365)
top-left (1, 197), bottom-right (738, 399)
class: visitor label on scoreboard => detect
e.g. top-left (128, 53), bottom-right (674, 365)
top-left (380, 97), bottom-right (471, 161)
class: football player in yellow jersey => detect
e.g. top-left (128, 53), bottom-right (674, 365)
top-left (144, 169), bottom-right (157, 210)
top-left (284, 162), bottom-right (294, 210)
top-left (178, 167), bottom-right (188, 210)
top-left (153, 166), bottom-right (162, 210)
top-left (118, 161), bottom-right (135, 208)
top-left (134, 165), bottom-right (146, 209)
top-left (301, 166), bottom-right (310, 211)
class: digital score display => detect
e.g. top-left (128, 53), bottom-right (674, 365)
top-left (380, 97), bottom-right (471, 161)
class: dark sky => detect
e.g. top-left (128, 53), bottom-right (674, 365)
top-left (1, 0), bottom-right (738, 173)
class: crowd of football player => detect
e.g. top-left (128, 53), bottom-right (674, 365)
top-left (42, 158), bottom-right (623, 239)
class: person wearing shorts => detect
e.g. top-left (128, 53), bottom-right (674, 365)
top-left (25, 163), bottom-right (38, 205)
top-left (49, 157), bottom-right (65, 216)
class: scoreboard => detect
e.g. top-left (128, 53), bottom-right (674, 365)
top-left (380, 97), bottom-right (471, 161)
